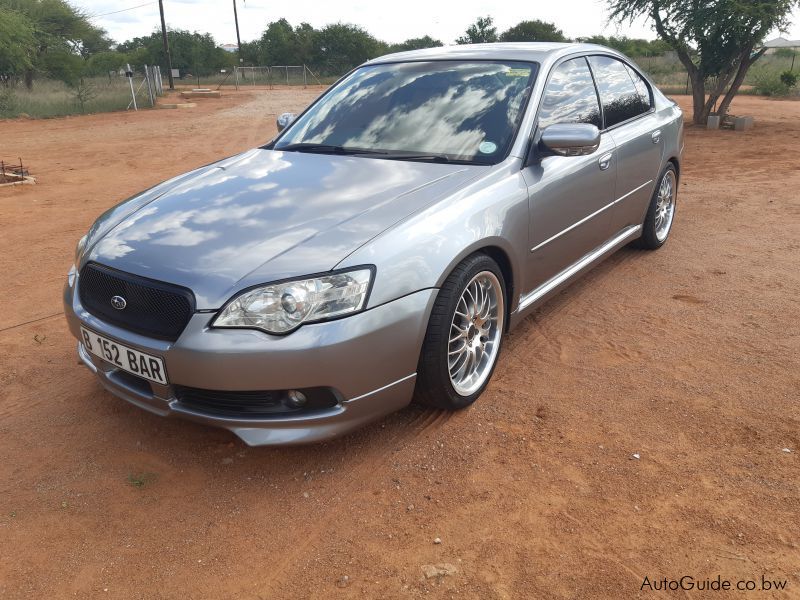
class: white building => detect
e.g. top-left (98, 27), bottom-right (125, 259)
top-left (763, 37), bottom-right (800, 54)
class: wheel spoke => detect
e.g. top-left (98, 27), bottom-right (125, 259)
top-left (654, 170), bottom-right (676, 242)
top-left (446, 270), bottom-right (505, 396)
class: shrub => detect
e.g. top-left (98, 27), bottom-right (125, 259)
top-left (0, 87), bottom-right (17, 117)
top-left (779, 70), bottom-right (798, 89)
top-left (752, 70), bottom-right (794, 96)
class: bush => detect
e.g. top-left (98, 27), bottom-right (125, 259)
top-left (779, 70), bottom-right (798, 88)
top-left (752, 70), bottom-right (795, 96)
top-left (0, 87), bottom-right (17, 117)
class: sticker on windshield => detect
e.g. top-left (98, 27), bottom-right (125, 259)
top-left (507, 68), bottom-right (530, 77)
top-left (479, 141), bottom-right (498, 154)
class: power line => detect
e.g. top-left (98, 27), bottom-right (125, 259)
top-left (88, 2), bottom-right (156, 19)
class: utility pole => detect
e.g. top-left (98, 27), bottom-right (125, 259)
top-left (232, 0), bottom-right (243, 66)
top-left (158, 0), bottom-right (175, 90)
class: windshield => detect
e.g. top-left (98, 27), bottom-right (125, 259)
top-left (274, 60), bottom-right (538, 164)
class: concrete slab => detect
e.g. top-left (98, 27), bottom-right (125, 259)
top-left (0, 174), bottom-right (36, 187)
top-left (180, 90), bottom-right (221, 99)
top-left (734, 116), bottom-right (754, 131)
top-left (159, 102), bottom-right (197, 109)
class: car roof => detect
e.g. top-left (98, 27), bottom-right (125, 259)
top-left (366, 42), bottom-right (617, 65)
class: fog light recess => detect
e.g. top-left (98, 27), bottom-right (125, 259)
top-left (285, 390), bottom-right (308, 408)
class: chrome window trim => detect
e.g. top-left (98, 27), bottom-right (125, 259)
top-left (529, 179), bottom-right (653, 253)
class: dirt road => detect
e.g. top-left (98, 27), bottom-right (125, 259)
top-left (1, 90), bottom-right (798, 599)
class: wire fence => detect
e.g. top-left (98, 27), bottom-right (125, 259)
top-left (125, 64), bottom-right (165, 110)
top-left (226, 65), bottom-right (322, 89)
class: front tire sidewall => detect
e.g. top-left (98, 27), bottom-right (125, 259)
top-left (415, 254), bottom-right (506, 410)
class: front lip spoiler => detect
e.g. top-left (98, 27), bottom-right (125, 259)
top-left (77, 342), bottom-right (417, 446)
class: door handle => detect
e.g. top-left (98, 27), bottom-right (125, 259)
top-left (598, 152), bottom-right (613, 171)
top-left (651, 129), bottom-right (662, 144)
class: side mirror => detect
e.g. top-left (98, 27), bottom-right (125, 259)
top-left (540, 123), bottom-right (600, 156)
top-left (276, 112), bottom-right (296, 133)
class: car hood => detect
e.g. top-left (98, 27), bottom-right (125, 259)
top-left (85, 148), bottom-right (481, 308)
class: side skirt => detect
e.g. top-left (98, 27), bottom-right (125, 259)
top-left (510, 224), bottom-right (642, 326)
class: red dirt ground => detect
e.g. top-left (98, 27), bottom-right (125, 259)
top-left (1, 90), bottom-right (798, 599)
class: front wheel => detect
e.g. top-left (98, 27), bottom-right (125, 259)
top-left (634, 164), bottom-right (677, 250)
top-left (415, 254), bottom-right (505, 410)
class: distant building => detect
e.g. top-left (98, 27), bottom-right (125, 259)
top-left (220, 43), bottom-right (239, 53)
top-left (763, 37), bottom-right (800, 54)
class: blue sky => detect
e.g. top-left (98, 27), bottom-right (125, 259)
top-left (78, 0), bottom-right (800, 46)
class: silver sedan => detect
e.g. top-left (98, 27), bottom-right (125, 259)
top-left (64, 43), bottom-right (683, 445)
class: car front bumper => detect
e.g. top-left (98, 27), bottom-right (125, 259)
top-left (64, 269), bottom-right (437, 445)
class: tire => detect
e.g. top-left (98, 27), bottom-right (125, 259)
top-left (633, 163), bottom-right (677, 250)
top-left (415, 253), bottom-right (506, 410)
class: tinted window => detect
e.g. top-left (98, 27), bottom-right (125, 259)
top-left (625, 64), bottom-right (652, 109)
top-left (588, 55), bottom-right (650, 127)
top-left (276, 61), bottom-right (537, 164)
top-left (538, 57), bottom-right (601, 130)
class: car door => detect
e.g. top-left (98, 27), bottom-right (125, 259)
top-left (521, 56), bottom-right (618, 291)
top-left (587, 55), bottom-right (663, 229)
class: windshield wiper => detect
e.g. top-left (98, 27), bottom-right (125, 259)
top-left (276, 143), bottom-right (388, 156)
top-left (378, 154), bottom-right (453, 163)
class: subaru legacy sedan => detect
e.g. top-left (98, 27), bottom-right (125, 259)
top-left (64, 43), bottom-right (682, 445)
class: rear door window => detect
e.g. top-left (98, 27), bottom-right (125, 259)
top-left (588, 55), bottom-right (651, 128)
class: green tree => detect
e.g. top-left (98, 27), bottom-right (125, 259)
top-left (237, 40), bottom-right (259, 66)
top-left (293, 23), bottom-right (316, 65)
top-left (118, 29), bottom-right (233, 76)
top-left (388, 36), bottom-right (443, 53)
top-left (455, 16), bottom-right (498, 44)
top-left (259, 18), bottom-right (298, 65)
top-left (312, 23), bottom-right (385, 75)
top-left (84, 51), bottom-right (130, 77)
top-left (0, 9), bottom-right (36, 77)
top-left (608, 0), bottom-right (800, 124)
top-left (500, 20), bottom-right (567, 43)
top-left (580, 35), bottom-right (671, 56)
top-left (0, 0), bottom-right (110, 87)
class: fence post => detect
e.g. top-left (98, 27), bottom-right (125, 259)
top-left (145, 65), bottom-right (155, 106)
top-left (126, 63), bottom-right (137, 111)
top-left (234, 66), bottom-right (240, 90)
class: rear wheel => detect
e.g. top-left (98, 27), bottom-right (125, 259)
top-left (415, 254), bottom-right (505, 410)
top-left (634, 163), bottom-right (677, 249)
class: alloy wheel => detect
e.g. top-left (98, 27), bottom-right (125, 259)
top-left (447, 271), bottom-right (504, 396)
top-left (654, 170), bottom-right (676, 242)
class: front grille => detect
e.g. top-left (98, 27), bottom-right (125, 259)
top-left (174, 386), bottom-right (339, 418)
top-left (79, 262), bottom-right (195, 341)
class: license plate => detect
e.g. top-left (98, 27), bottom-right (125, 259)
top-left (80, 327), bottom-right (168, 385)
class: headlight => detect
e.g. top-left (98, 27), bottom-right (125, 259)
top-left (212, 267), bottom-right (374, 334)
top-left (75, 234), bottom-right (88, 264)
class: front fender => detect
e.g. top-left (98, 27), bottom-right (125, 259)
top-left (338, 160), bottom-right (529, 313)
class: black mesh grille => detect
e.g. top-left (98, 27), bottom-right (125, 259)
top-left (174, 386), bottom-right (338, 418)
top-left (79, 262), bottom-right (195, 341)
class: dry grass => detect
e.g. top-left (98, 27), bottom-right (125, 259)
top-left (0, 77), bottom-right (151, 119)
